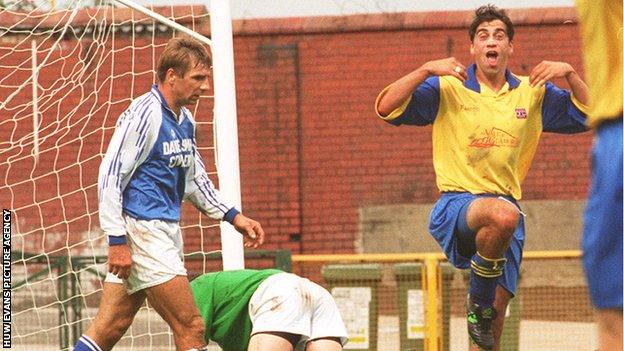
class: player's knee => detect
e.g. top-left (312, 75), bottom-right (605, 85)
top-left (490, 205), bottom-right (519, 237)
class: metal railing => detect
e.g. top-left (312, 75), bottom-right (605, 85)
top-left (12, 250), bottom-right (587, 351)
top-left (11, 249), bottom-right (292, 350)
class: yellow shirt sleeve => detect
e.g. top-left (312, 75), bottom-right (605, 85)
top-left (375, 84), bottom-right (413, 121)
top-left (576, 0), bottom-right (623, 126)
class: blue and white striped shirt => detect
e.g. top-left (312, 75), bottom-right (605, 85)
top-left (98, 85), bottom-right (239, 245)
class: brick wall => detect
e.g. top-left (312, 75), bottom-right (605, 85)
top-left (1, 7), bottom-right (592, 256)
top-left (233, 7), bottom-right (592, 254)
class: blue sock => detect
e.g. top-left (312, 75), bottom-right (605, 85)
top-left (469, 252), bottom-right (506, 307)
top-left (74, 335), bottom-right (103, 351)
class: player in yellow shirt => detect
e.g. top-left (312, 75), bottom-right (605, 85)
top-left (576, 1), bottom-right (623, 350)
top-left (375, 5), bottom-right (589, 350)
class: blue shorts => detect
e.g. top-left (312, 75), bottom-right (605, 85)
top-left (429, 192), bottom-right (525, 296)
top-left (582, 119), bottom-right (623, 309)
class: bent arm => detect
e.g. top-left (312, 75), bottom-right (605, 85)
top-left (565, 70), bottom-right (589, 106)
top-left (541, 81), bottom-right (589, 133)
top-left (375, 57), bottom-right (467, 125)
top-left (377, 67), bottom-right (433, 117)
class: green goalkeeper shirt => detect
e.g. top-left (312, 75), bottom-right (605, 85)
top-left (190, 269), bottom-right (283, 351)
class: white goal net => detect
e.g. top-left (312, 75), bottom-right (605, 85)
top-left (0, 2), bottom-right (238, 349)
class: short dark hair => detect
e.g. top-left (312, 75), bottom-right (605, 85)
top-left (468, 5), bottom-right (514, 42)
top-left (157, 37), bottom-right (211, 83)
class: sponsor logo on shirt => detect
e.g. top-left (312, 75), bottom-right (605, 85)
top-left (460, 104), bottom-right (480, 113)
top-left (469, 128), bottom-right (519, 148)
top-left (515, 108), bottom-right (527, 119)
top-left (163, 138), bottom-right (193, 168)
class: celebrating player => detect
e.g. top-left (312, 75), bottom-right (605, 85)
top-left (375, 5), bottom-right (589, 350)
top-left (74, 37), bottom-right (265, 351)
top-left (576, 1), bottom-right (623, 350)
top-left (190, 269), bottom-right (349, 351)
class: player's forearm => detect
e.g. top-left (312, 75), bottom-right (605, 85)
top-left (566, 70), bottom-right (589, 106)
top-left (98, 192), bottom-right (127, 244)
top-left (185, 144), bottom-right (236, 221)
top-left (377, 66), bottom-right (431, 116)
top-left (97, 155), bottom-right (127, 243)
top-left (184, 184), bottom-right (236, 222)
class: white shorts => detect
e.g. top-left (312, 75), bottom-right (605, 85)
top-left (248, 272), bottom-right (349, 346)
top-left (104, 215), bottom-right (186, 294)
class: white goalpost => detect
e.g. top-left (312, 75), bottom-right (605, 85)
top-left (1, 0), bottom-right (243, 349)
top-left (208, 0), bottom-right (245, 272)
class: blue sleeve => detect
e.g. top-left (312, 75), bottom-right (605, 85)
top-left (389, 76), bottom-right (440, 126)
top-left (541, 82), bottom-right (588, 133)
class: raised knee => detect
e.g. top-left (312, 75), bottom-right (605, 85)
top-left (490, 206), bottom-right (519, 236)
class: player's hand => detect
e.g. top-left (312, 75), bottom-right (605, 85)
top-left (232, 214), bottom-right (265, 248)
top-left (421, 57), bottom-right (468, 82)
top-left (529, 60), bottom-right (574, 87)
top-left (108, 243), bottom-right (132, 279)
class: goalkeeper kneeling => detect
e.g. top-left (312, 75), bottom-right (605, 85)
top-left (190, 269), bottom-right (349, 351)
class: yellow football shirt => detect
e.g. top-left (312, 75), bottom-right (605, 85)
top-left (376, 65), bottom-right (588, 199)
top-left (576, 0), bottom-right (623, 127)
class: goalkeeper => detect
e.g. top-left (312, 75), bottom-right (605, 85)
top-left (74, 37), bottom-right (265, 351)
top-left (190, 269), bottom-right (348, 351)
top-left (375, 5), bottom-right (589, 350)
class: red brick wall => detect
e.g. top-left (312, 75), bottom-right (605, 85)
top-left (1, 7), bottom-right (592, 256)
top-left (233, 7), bottom-right (592, 254)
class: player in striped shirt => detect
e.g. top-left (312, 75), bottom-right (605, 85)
top-left (375, 5), bottom-right (589, 350)
top-left (74, 37), bottom-right (265, 351)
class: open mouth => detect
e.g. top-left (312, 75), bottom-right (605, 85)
top-left (486, 51), bottom-right (499, 66)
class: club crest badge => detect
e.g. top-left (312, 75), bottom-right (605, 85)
top-left (515, 108), bottom-right (527, 119)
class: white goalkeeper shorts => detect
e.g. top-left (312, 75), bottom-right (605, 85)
top-left (104, 215), bottom-right (186, 295)
top-left (248, 272), bottom-right (348, 346)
